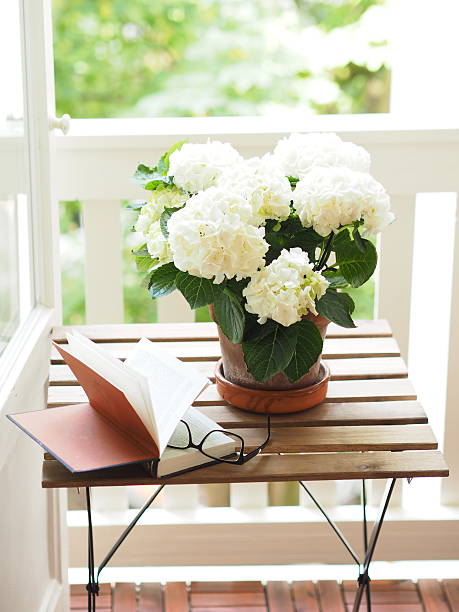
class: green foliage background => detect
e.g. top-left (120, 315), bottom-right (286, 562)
top-left (55, 0), bottom-right (387, 324)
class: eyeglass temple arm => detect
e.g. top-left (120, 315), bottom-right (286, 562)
top-left (244, 416), bottom-right (271, 461)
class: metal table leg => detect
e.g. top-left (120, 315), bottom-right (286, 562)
top-left (362, 480), bottom-right (371, 612)
top-left (84, 484), bottom-right (166, 612)
top-left (299, 479), bottom-right (397, 612)
top-left (352, 479), bottom-right (397, 612)
top-left (84, 479), bottom-right (396, 612)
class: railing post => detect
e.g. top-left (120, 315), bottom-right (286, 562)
top-left (375, 194), bottom-right (416, 359)
top-left (299, 482), bottom-right (337, 508)
top-left (156, 291), bottom-right (194, 323)
top-left (82, 199), bottom-right (124, 324)
top-left (442, 194), bottom-right (459, 505)
top-left (230, 483), bottom-right (269, 508)
top-left (82, 199), bottom-right (126, 511)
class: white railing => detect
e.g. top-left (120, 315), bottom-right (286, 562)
top-left (53, 115), bottom-right (459, 565)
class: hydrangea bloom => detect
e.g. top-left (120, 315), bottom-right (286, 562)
top-left (292, 166), bottom-right (393, 237)
top-left (144, 221), bottom-right (173, 265)
top-left (134, 186), bottom-right (189, 233)
top-left (273, 132), bottom-right (371, 178)
top-left (168, 187), bottom-right (269, 284)
top-left (168, 140), bottom-right (242, 193)
top-left (217, 155), bottom-right (292, 225)
top-left (243, 248), bottom-right (329, 327)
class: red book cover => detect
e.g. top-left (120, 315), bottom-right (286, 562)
top-left (7, 343), bottom-right (159, 472)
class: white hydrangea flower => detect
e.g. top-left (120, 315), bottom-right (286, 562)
top-left (134, 186), bottom-right (189, 233)
top-left (243, 247), bottom-right (329, 327)
top-left (168, 140), bottom-right (243, 193)
top-left (144, 221), bottom-right (173, 265)
top-left (168, 187), bottom-right (269, 284)
top-left (217, 154), bottom-right (292, 225)
top-left (361, 194), bottom-right (395, 236)
top-left (293, 166), bottom-right (393, 237)
top-left (273, 132), bottom-right (371, 178)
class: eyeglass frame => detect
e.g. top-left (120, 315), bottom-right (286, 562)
top-left (167, 415), bottom-right (271, 465)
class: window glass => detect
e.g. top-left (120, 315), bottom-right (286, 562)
top-left (0, 1), bottom-right (35, 356)
top-left (53, 0), bottom-right (390, 119)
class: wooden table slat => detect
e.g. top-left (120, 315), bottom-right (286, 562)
top-left (42, 450), bottom-right (448, 488)
top-left (229, 423), bottom-right (437, 454)
top-left (44, 398), bottom-right (427, 428)
top-left (50, 336), bottom-right (400, 363)
top-left (48, 356), bottom-right (408, 386)
top-left (47, 377), bottom-right (417, 408)
top-left (192, 401), bottom-right (428, 428)
top-left (52, 319), bottom-right (392, 343)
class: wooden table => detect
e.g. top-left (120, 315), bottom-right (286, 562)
top-left (42, 320), bottom-right (449, 612)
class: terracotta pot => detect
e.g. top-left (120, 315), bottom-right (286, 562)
top-left (209, 305), bottom-right (329, 391)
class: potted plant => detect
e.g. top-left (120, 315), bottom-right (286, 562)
top-left (130, 133), bottom-right (394, 413)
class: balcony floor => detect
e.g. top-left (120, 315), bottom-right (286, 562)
top-left (70, 578), bottom-right (459, 610)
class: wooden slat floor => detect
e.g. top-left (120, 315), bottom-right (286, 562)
top-left (70, 578), bottom-right (459, 611)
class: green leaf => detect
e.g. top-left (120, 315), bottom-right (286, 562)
top-left (148, 263), bottom-right (179, 298)
top-left (158, 139), bottom-right (188, 175)
top-left (334, 231), bottom-right (377, 288)
top-left (133, 164), bottom-right (156, 186)
top-left (287, 176), bottom-right (299, 189)
top-left (126, 201), bottom-right (146, 211)
top-left (242, 320), bottom-right (297, 382)
top-left (323, 269), bottom-right (349, 289)
top-left (213, 288), bottom-right (245, 343)
top-left (133, 164), bottom-right (174, 191)
top-left (176, 272), bottom-right (222, 309)
top-left (136, 255), bottom-right (157, 273)
top-left (144, 175), bottom-right (174, 191)
top-left (352, 225), bottom-right (366, 253)
top-left (132, 244), bottom-right (149, 257)
top-left (316, 289), bottom-right (356, 328)
top-left (225, 277), bottom-right (249, 298)
top-left (283, 319), bottom-right (324, 382)
top-left (292, 228), bottom-right (323, 262)
top-left (159, 208), bottom-right (175, 238)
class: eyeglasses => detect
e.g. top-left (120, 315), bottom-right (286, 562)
top-left (167, 416), bottom-right (271, 465)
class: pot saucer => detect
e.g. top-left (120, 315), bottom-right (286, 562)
top-left (214, 359), bottom-right (330, 414)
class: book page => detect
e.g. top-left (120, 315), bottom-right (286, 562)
top-left (157, 407), bottom-right (236, 477)
top-left (65, 332), bottom-right (159, 444)
top-left (125, 338), bottom-right (210, 454)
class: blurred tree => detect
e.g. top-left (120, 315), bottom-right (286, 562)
top-left (53, 0), bottom-right (389, 119)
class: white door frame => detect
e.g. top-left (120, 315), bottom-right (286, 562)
top-left (0, 0), bottom-right (67, 610)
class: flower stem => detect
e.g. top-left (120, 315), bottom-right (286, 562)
top-left (315, 233), bottom-right (334, 271)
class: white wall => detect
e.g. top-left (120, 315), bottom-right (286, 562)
top-left (0, 436), bottom-right (53, 611)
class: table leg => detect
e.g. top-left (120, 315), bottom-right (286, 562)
top-left (352, 479), bottom-right (397, 612)
top-left (85, 488), bottom-right (98, 612)
top-left (361, 480), bottom-right (371, 612)
top-left (84, 484), bottom-right (166, 612)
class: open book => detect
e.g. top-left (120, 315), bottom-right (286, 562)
top-left (8, 333), bottom-right (236, 478)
